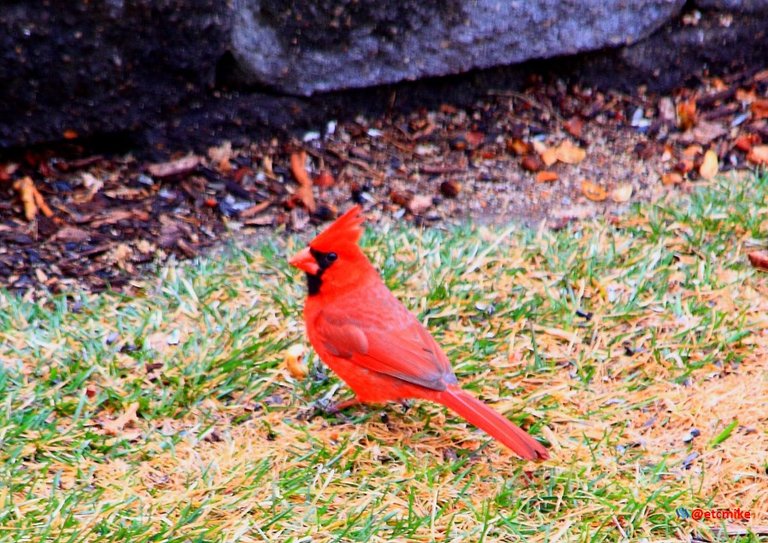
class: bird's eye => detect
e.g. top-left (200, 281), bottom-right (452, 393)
top-left (326, 252), bottom-right (338, 263)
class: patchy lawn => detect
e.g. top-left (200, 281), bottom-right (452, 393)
top-left (1, 172), bottom-right (767, 542)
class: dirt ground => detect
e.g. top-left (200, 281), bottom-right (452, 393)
top-left (1, 68), bottom-right (767, 293)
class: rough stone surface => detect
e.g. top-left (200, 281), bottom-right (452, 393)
top-left (232, 0), bottom-right (685, 96)
top-left (1, 0), bottom-right (767, 151)
top-left (567, 9), bottom-right (768, 92)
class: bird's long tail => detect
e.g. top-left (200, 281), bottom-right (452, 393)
top-left (431, 386), bottom-right (549, 461)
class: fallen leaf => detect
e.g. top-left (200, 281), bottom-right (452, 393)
top-left (610, 183), bottom-right (633, 203)
top-left (109, 243), bottom-right (134, 271)
top-left (521, 155), bottom-right (544, 172)
top-left (313, 170), bottom-right (335, 188)
top-left (407, 194), bottom-right (433, 214)
top-left (13, 176), bottom-right (38, 220)
top-left (90, 209), bottom-right (150, 228)
top-left (658, 97), bottom-right (676, 124)
top-left (692, 121), bottom-right (727, 145)
top-left (535, 171), bottom-right (558, 183)
top-left (555, 140), bottom-right (587, 164)
top-left (734, 133), bottom-right (759, 152)
top-left (239, 201), bottom-right (271, 218)
top-left (51, 226), bottom-right (90, 243)
top-left (100, 402), bottom-right (141, 439)
top-left (285, 344), bottom-right (308, 379)
top-left (682, 144), bottom-right (703, 158)
top-left (747, 145), bottom-right (768, 166)
top-left (581, 180), bottom-right (607, 202)
top-left (290, 150), bottom-right (316, 212)
top-left (147, 155), bottom-right (201, 178)
top-left (71, 172), bottom-right (104, 204)
top-left (751, 99), bottom-right (768, 120)
top-left (662, 172), bottom-right (683, 185)
top-left (563, 117), bottom-right (584, 138)
top-left (674, 159), bottom-right (694, 174)
top-left (465, 131), bottom-right (485, 148)
top-left (699, 149), bottom-right (719, 180)
top-left (748, 250), bottom-right (768, 270)
top-left (540, 147), bottom-right (558, 167)
top-left (677, 99), bottom-right (697, 130)
top-left (208, 141), bottom-right (233, 173)
top-left (506, 138), bottom-right (530, 156)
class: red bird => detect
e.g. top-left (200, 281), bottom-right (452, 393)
top-left (289, 206), bottom-right (549, 460)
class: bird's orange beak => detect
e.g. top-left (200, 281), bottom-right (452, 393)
top-left (289, 246), bottom-right (320, 275)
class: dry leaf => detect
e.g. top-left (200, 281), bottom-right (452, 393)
top-left (407, 194), bottom-right (433, 214)
top-left (699, 150), bottom-right (719, 180)
top-left (147, 155), bottom-right (201, 178)
top-left (239, 201), bottom-right (271, 218)
top-left (540, 147), bottom-right (558, 167)
top-left (662, 172), bottom-right (683, 185)
top-left (734, 134), bottom-right (759, 152)
top-left (674, 159), bottom-right (694, 174)
top-left (555, 140), bottom-right (587, 164)
top-left (290, 150), bottom-right (316, 212)
top-left (313, 170), bottom-right (335, 188)
top-left (465, 131), bottom-right (485, 148)
top-left (109, 243), bottom-right (134, 270)
top-left (100, 402), bottom-right (141, 439)
top-left (581, 180), bottom-right (607, 202)
top-left (751, 99), bottom-right (768, 120)
top-left (611, 183), bottom-right (633, 203)
top-left (51, 226), bottom-right (90, 243)
top-left (13, 176), bottom-right (37, 220)
top-left (285, 344), bottom-right (308, 379)
top-left (521, 155), bottom-right (544, 172)
top-left (748, 250), bottom-right (768, 270)
top-left (506, 138), bottom-right (530, 156)
top-left (682, 144), bottom-right (703, 158)
top-left (658, 97), bottom-right (676, 124)
top-left (536, 171), bottom-right (558, 183)
top-left (677, 99), bottom-right (697, 130)
top-left (71, 172), bottom-right (104, 204)
top-left (208, 141), bottom-right (233, 172)
top-left (692, 121), bottom-right (727, 145)
top-left (747, 145), bottom-right (768, 166)
top-left (563, 117), bottom-right (584, 138)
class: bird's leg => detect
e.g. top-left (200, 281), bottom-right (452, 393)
top-left (306, 384), bottom-right (361, 421)
top-left (323, 396), bottom-right (360, 414)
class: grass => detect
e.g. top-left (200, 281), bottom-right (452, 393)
top-left (1, 172), bottom-right (767, 542)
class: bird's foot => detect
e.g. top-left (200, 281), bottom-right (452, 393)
top-left (298, 395), bottom-right (359, 423)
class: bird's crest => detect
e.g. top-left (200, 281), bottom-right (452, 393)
top-left (310, 205), bottom-right (365, 250)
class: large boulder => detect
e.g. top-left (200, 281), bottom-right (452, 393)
top-left (232, 0), bottom-right (685, 96)
top-left (0, 0), bottom-right (766, 150)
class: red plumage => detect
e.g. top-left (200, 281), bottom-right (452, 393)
top-left (289, 206), bottom-right (549, 461)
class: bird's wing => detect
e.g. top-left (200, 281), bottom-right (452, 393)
top-left (314, 304), bottom-right (456, 391)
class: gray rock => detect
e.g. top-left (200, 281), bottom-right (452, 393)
top-left (232, 0), bottom-right (686, 96)
top-left (1, 0), bottom-right (766, 150)
top-left (695, 0), bottom-right (768, 12)
top-left (569, 9), bottom-right (768, 92)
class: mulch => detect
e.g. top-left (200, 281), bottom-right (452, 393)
top-left (1, 68), bottom-right (767, 294)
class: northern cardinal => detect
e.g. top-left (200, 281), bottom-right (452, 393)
top-left (289, 206), bottom-right (549, 460)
